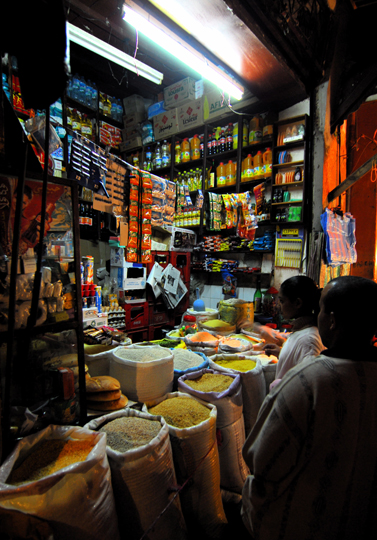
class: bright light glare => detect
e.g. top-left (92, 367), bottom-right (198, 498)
top-left (67, 22), bottom-right (164, 85)
top-left (122, 5), bottom-right (244, 100)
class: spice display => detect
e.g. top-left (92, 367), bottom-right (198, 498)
top-left (185, 331), bottom-right (218, 342)
top-left (116, 346), bottom-right (170, 362)
top-left (184, 373), bottom-right (233, 393)
top-left (148, 397), bottom-right (210, 428)
top-left (173, 349), bottom-right (204, 370)
top-left (8, 439), bottom-right (94, 485)
top-left (99, 417), bottom-right (161, 452)
top-left (213, 358), bottom-right (257, 372)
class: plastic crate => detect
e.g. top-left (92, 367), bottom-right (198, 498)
top-left (148, 301), bottom-right (172, 325)
top-left (169, 251), bottom-right (191, 283)
top-left (124, 301), bottom-right (149, 331)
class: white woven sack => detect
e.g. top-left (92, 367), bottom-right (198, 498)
top-left (110, 345), bottom-right (174, 402)
top-left (0, 425), bottom-right (120, 540)
top-left (178, 369), bottom-right (249, 493)
top-left (142, 392), bottom-right (228, 539)
top-left (84, 409), bottom-right (187, 540)
top-left (209, 355), bottom-right (265, 437)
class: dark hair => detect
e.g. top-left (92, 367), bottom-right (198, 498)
top-left (324, 276), bottom-right (377, 339)
top-left (280, 275), bottom-right (321, 316)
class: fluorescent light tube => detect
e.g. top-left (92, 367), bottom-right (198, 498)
top-left (122, 1), bottom-right (244, 100)
top-left (67, 22), bottom-right (164, 85)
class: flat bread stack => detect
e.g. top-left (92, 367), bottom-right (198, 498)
top-left (86, 375), bottom-right (128, 411)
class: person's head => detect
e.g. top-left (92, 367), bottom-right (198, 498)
top-left (278, 275), bottom-right (320, 321)
top-left (318, 276), bottom-right (377, 348)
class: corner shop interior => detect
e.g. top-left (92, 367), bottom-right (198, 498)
top-left (1, 0), bottom-right (377, 536)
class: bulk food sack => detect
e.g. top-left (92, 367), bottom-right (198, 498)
top-left (110, 344), bottom-right (174, 402)
top-left (209, 355), bottom-right (265, 437)
top-left (143, 392), bottom-right (228, 539)
top-left (172, 349), bottom-right (209, 390)
top-left (218, 298), bottom-right (254, 328)
top-left (178, 369), bottom-right (249, 494)
top-left (85, 409), bottom-right (187, 540)
top-left (0, 424), bottom-right (120, 540)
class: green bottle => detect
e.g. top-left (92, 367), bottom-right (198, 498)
top-left (254, 277), bottom-right (262, 313)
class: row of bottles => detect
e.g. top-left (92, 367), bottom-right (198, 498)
top-left (175, 169), bottom-right (203, 192)
top-left (216, 161), bottom-right (237, 187)
top-left (174, 208), bottom-right (202, 228)
top-left (241, 149), bottom-right (272, 182)
top-left (67, 107), bottom-right (95, 141)
top-left (67, 73), bottom-right (123, 123)
top-left (174, 135), bottom-right (202, 163)
top-left (143, 140), bottom-right (171, 170)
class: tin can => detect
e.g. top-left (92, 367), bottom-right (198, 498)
top-left (82, 256), bottom-right (94, 284)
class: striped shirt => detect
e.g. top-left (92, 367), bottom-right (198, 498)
top-left (242, 350), bottom-right (377, 539)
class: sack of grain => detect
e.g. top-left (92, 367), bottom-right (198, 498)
top-left (84, 343), bottom-right (120, 377)
top-left (143, 392), bottom-right (228, 539)
top-left (85, 409), bottom-right (187, 540)
top-left (110, 345), bottom-right (174, 402)
top-left (218, 298), bottom-right (254, 327)
top-left (0, 424), bottom-right (120, 540)
top-left (172, 349), bottom-right (209, 390)
top-left (178, 369), bottom-right (249, 493)
top-left (209, 354), bottom-right (265, 437)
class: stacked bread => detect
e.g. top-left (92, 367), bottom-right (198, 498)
top-left (86, 375), bottom-right (128, 411)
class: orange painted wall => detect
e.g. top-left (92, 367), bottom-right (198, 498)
top-left (348, 101), bottom-right (377, 280)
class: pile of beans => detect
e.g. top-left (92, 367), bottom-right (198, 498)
top-left (148, 397), bottom-right (210, 428)
top-left (99, 417), bottom-right (161, 452)
top-left (8, 439), bottom-right (94, 485)
top-left (184, 373), bottom-right (233, 393)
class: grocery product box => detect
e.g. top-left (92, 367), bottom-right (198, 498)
top-left (163, 77), bottom-right (196, 109)
top-left (119, 136), bottom-right (142, 153)
top-left (83, 313), bottom-right (108, 329)
top-left (177, 98), bottom-right (204, 132)
top-left (123, 263), bottom-right (147, 290)
top-left (203, 89), bottom-right (258, 122)
top-left (99, 121), bottom-right (122, 148)
top-left (165, 226), bottom-right (197, 252)
top-left (153, 108), bottom-right (179, 141)
top-left (123, 94), bottom-right (146, 116)
top-left (148, 100), bottom-right (166, 119)
top-left (123, 111), bottom-right (146, 131)
top-left (110, 247), bottom-right (124, 267)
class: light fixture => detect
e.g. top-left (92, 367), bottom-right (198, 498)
top-left (122, 1), bottom-right (244, 100)
top-left (67, 22), bottom-right (164, 85)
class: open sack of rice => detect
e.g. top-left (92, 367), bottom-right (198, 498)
top-left (209, 354), bottom-right (266, 437)
top-left (85, 409), bottom-right (187, 540)
top-left (172, 348), bottom-right (209, 389)
top-left (110, 345), bottom-right (174, 403)
top-left (0, 425), bottom-right (120, 540)
top-left (143, 392), bottom-right (228, 539)
top-left (178, 369), bottom-right (249, 494)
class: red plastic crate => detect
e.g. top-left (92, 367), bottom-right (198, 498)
top-left (124, 301), bottom-right (149, 331)
top-left (148, 301), bottom-right (172, 325)
top-left (169, 251), bottom-right (191, 283)
top-left (146, 251), bottom-right (170, 276)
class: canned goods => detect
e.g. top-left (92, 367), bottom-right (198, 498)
top-left (82, 256), bottom-right (94, 284)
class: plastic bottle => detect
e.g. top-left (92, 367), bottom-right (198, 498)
top-left (249, 114), bottom-right (263, 144)
top-left (216, 162), bottom-right (226, 187)
top-left (117, 99), bottom-right (123, 122)
top-left (91, 82), bottom-right (98, 111)
top-left (254, 150), bottom-right (263, 180)
top-left (199, 135), bottom-right (204, 158)
top-left (243, 121), bottom-right (248, 147)
top-left (181, 138), bottom-right (190, 163)
top-left (81, 114), bottom-right (93, 140)
top-left (226, 123), bottom-right (233, 150)
top-left (233, 122), bottom-right (238, 150)
top-left (99, 91), bottom-right (106, 115)
top-left (191, 134), bottom-right (200, 160)
top-left (211, 132), bottom-right (217, 155)
top-left (207, 133), bottom-right (212, 156)
top-left (104, 94), bottom-right (111, 116)
top-left (85, 80), bottom-right (93, 107)
top-left (226, 160), bottom-right (236, 186)
top-left (254, 277), bottom-right (262, 313)
top-left (71, 74), bottom-right (80, 101)
top-left (78, 76), bottom-right (87, 104)
top-left (243, 154), bottom-right (253, 182)
top-left (175, 140), bottom-right (181, 164)
top-left (155, 142), bottom-right (162, 169)
top-left (217, 129), bottom-right (225, 153)
top-left (263, 147), bottom-right (273, 178)
top-left (162, 140), bottom-right (170, 167)
top-left (72, 109), bottom-right (81, 133)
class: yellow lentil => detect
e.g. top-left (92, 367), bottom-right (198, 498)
top-left (214, 358), bottom-right (257, 372)
top-left (148, 397), bottom-right (210, 428)
top-left (184, 373), bottom-right (233, 393)
top-left (8, 439), bottom-right (94, 485)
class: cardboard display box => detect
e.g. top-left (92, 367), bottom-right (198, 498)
top-left (177, 98), bottom-right (204, 132)
top-left (153, 109), bottom-right (179, 141)
top-left (163, 77), bottom-right (196, 110)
